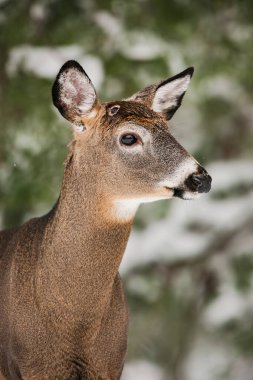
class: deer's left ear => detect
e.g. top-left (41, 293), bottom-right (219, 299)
top-left (128, 67), bottom-right (194, 120)
top-left (52, 60), bottom-right (100, 130)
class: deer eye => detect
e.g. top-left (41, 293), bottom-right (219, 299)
top-left (120, 134), bottom-right (138, 146)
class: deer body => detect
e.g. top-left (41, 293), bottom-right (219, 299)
top-left (0, 61), bottom-right (211, 379)
top-left (0, 146), bottom-right (131, 379)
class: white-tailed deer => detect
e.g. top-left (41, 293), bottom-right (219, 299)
top-left (0, 61), bottom-right (211, 379)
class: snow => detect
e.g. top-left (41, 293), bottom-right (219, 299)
top-left (207, 160), bottom-right (253, 191)
top-left (127, 274), bottom-right (161, 302)
top-left (164, 44), bottom-right (187, 74)
top-left (202, 75), bottom-right (243, 100)
top-left (121, 360), bottom-right (166, 380)
top-left (94, 10), bottom-right (166, 61)
top-left (121, 32), bottom-right (166, 61)
top-left (183, 336), bottom-right (232, 380)
top-left (30, 3), bottom-right (47, 21)
top-left (184, 330), bottom-right (253, 380)
top-left (228, 358), bottom-right (253, 380)
top-left (94, 11), bottom-right (122, 38)
top-left (7, 45), bottom-right (104, 90)
top-left (203, 285), bottom-right (253, 326)
top-left (14, 130), bottom-right (41, 154)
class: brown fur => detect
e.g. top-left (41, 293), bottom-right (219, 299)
top-left (0, 144), bottom-right (132, 379)
top-left (0, 61), bottom-right (210, 379)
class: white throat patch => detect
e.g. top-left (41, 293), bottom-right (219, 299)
top-left (112, 195), bottom-right (169, 222)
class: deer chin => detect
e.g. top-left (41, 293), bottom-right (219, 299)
top-left (172, 188), bottom-right (202, 200)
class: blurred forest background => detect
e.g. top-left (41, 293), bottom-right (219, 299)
top-left (0, 0), bottom-right (253, 379)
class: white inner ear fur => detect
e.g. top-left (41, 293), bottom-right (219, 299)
top-left (152, 74), bottom-right (191, 113)
top-left (59, 69), bottom-right (96, 114)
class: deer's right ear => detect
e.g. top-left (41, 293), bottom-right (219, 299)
top-left (127, 67), bottom-right (194, 120)
top-left (52, 60), bottom-right (99, 130)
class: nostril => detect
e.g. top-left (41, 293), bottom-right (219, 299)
top-left (191, 174), bottom-right (203, 187)
top-left (185, 173), bottom-right (203, 191)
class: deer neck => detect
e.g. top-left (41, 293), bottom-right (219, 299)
top-left (39, 144), bottom-right (134, 317)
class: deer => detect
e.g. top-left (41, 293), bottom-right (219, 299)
top-left (0, 60), bottom-right (212, 380)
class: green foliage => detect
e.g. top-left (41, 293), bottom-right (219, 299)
top-left (134, 200), bottom-right (169, 230)
top-left (126, 267), bottom-right (199, 373)
top-left (222, 316), bottom-right (253, 356)
top-left (231, 254), bottom-right (253, 293)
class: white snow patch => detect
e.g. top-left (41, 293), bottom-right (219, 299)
top-left (229, 358), bottom-right (253, 380)
top-left (226, 23), bottom-right (253, 43)
top-left (7, 45), bottom-right (104, 90)
top-left (184, 332), bottom-right (253, 380)
top-left (208, 160), bottom-right (253, 191)
top-left (201, 75), bottom-right (243, 100)
top-left (127, 274), bottom-right (161, 302)
top-left (30, 3), bottom-right (47, 21)
top-left (94, 11), bottom-right (166, 61)
top-left (183, 336), bottom-right (232, 380)
top-left (122, 31), bottom-right (166, 61)
top-left (202, 286), bottom-right (253, 327)
top-left (14, 131), bottom-right (41, 154)
top-left (121, 360), bottom-right (165, 380)
top-left (94, 11), bottom-right (122, 38)
top-left (164, 45), bottom-right (188, 74)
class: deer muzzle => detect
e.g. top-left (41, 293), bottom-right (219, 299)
top-left (171, 165), bottom-right (212, 200)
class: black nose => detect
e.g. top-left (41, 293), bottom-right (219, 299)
top-left (185, 168), bottom-right (212, 193)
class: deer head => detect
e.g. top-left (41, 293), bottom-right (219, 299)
top-left (52, 61), bottom-right (211, 220)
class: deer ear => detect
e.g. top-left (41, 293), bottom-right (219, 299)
top-left (151, 67), bottom-right (194, 119)
top-left (128, 67), bottom-right (194, 120)
top-left (52, 60), bottom-right (99, 129)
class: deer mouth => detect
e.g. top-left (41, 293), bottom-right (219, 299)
top-left (164, 187), bottom-right (184, 199)
top-left (164, 187), bottom-right (202, 200)
top-left (173, 188), bottom-right (184, 198)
